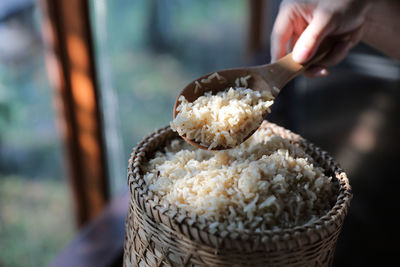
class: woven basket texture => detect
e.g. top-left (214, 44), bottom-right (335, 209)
top-left (123, 122), bottom-right (352, 267)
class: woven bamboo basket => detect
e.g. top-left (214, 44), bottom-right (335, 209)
top-left (123, 121), bottom-right (352, 267)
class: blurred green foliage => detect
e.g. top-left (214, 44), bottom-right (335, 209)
top-left (0, 176), bottom-right (73, 267)
top-left (0, 52), bottom-right (63, 179)
top-left (0, 5), bottom-right (70, 267)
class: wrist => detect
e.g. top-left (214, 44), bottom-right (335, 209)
top-left (364, 0), bottom-right (376, 22)
top-left (360, 0), bottom-right (400, 59)
top-left (362, 0), bottom-right (378, 42)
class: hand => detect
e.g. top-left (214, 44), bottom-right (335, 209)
top-left (270, 0), bottom-right (372, 77)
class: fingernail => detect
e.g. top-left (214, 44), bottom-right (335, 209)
top-left (292, 46), bottom-right (309, 63)
top-left (314, 68), bottom-right (328, 77)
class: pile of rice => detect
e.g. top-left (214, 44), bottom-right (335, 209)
top-left (142, 124), bottom-right (337, 233)
top-left (171, 74), bottom-right (275, 149)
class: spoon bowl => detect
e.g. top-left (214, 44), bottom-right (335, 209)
top-left (173, 69), bottom-right (273, 150)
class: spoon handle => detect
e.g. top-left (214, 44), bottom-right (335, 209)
top-left (256, 42), bottom-right (332, 91)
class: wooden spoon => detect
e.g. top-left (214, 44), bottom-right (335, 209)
top-left (173, 46), bottom-right (331, 150)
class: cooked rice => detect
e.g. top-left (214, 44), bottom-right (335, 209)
top-left (142, 124), bottom-right (337, 232)
top-left (172, 74), bottom-right (275, 149)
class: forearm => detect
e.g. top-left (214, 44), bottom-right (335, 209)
top-left (362, 0), bottom-right (400, 60)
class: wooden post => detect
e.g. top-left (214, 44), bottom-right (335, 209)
top-left (248, 0), bottom-right (264, 56)
top-left (248, 0), bottom-right (277, 62)
top-left (39, 0), bottom-right (109, 227)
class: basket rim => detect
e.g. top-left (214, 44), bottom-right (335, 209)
top-left (127, 121), bottom-right (352, 251)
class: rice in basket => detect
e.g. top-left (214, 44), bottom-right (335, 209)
top-left (142, 122), bottom-right (338, 234)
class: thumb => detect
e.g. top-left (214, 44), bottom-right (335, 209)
top-left (292, 9), bottom-right (335, 63)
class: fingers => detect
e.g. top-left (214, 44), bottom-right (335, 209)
top-left (292, 9), bottom-right (335, 63)
top-left (319, 40), bottom-right (352, 67)
top-left (303, 65), bottom-right (328, 77)
top-left (270, 3), bottom-right (294, 62)
top-left (290, 32), bottom-right (300, 51)
top-left (271, 0), bottom-right (364, 75)
top-left (319, 25), bottom-right (364, 66)
top-left (303, 25), bottom-right (364, 78)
